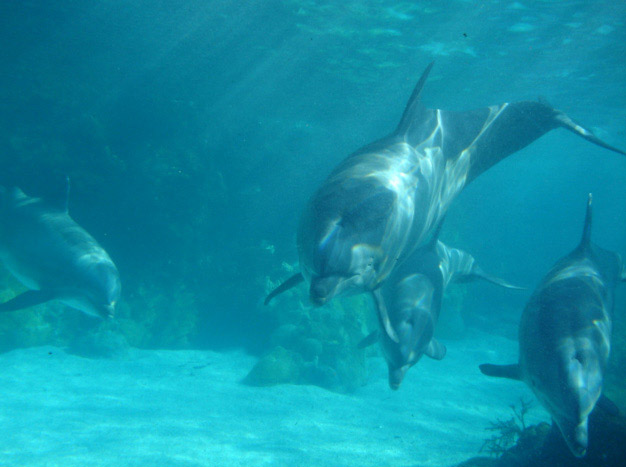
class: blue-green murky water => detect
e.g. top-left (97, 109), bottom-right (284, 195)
top-left (0, 1), bottom-right (624, 465)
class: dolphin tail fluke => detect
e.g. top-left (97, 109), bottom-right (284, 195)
top-left (554, 111), bottom-right (626, 156)
top-left (395, 61), bottom-right (435, 135)
top-left (479, 363), bottom-right (521, 380)
top-left (264, 273), bottom-right (304, 305)
top-left (0, 290), bottom-right (58, 312)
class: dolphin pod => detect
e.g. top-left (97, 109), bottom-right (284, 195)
top-left (265, 63), bottom-right (625, 459)
top-left (0, 178), bottom-right (121, 318)
top-left (295, 62), bottom-right (625, 342)
top-left (480, 194), bottom-right (625, 457)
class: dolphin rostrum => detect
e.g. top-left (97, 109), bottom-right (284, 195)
top-left (0, 179), bottom-right (121, 318)
top-left (295, 62), bottom-right (625, 332)
top-left (480, 194), bottom-right (625, 458)
top-left (367, 227), bottom-right (523, 390)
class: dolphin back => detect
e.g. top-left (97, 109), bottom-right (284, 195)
top-left (392, 64), bottom-right (625, 184)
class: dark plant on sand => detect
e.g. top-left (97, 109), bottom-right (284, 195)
top-left (480, 398), bottom-right (533, 457)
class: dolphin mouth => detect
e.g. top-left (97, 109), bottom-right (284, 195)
top-left (309, 274), bottom-right (359, 306)
top-left (309, 276), bottom-right (341, 306)
top-left (309, 294), bottom-right (328, 307)
top-left (388, 365), bottom-right (408, 390)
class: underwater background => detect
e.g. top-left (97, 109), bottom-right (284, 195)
top-left (0, 1), bottom-right (625, 465)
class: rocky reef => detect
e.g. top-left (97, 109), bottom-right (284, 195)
top-left (243, 267), bottom-right (376, 393)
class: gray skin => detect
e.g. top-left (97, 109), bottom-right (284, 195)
top-left (375, 237), bottom-right (523, 390)
top-left (480, 194), bottom-right (625, 458)
top-left (296, 63), bottom-right (626, 330)
top-left (0, 180), bottom-right (121, 318)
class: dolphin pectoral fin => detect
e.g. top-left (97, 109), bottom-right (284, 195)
top-left (372, 290), bottom-right (399, 344)
top-left (357, 330), bottom-right (380, 349)
top-left (425, 338), bottom-right (446, 360)
top-left (479, 363), bottom-right (521, 380)
top-left (264, 273), bottom-right (304, 305)
top-left (469, 267), bottom-right (526, 290)
top-left (0, 290), bottom-right (58, 312)
top-left (597, 394), bottom-right (620, 416)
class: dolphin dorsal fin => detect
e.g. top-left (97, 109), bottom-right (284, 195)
top-left (395, 61), bottom-right (434, 135)
top-left (8, 186), bottom-right (28, 202)
top-left (580, 193), bottom-right (593, 249)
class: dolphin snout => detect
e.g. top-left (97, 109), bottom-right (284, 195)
top-left (571, 423), bottom-right (588, 458)
top-left (309, 277), bottom-right (335, 306)
top-left (388, 367), bottom-right (407, 390)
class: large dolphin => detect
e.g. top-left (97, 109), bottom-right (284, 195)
top-left (296, 63), bottom-right (626, 330)
top-left (364, 228), bottom-right (523, 390)
top-left (480, 194), bottom-right (625, 458)
top-left (0, 179), bottom-right (121, 318)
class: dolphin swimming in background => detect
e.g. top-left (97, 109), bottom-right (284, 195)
top-left (0, 178), bottom-right (121, 318)
top-left (361, 225), bottom-right (523, 390)
top-left (480, 194), bottom-right (625, 458)
top-left (295, 62), bottom-right (625, 336)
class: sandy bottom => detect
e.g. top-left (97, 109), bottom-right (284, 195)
top-left (0, 329), bottom-right (547, 466)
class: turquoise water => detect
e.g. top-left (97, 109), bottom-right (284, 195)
top-left (0, 1), bottom-right (625, 465)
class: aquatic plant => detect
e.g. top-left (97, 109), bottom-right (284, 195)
top-left (462, 405), bottom-right (626, 466)
top-left (480, 398), bottom-right (533, 457)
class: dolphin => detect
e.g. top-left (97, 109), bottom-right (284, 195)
top-left (366, 227), bottom-right (523, 390)
top-left (295, 62), bottom-right (626, 334)
top-left (479, 194), bottom-right (625, 458)
top-left (0, 179), bottom-right (121, 318)
top-left (265, 228), bottom-right (523, 390)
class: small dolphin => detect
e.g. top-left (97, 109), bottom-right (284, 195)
top-left (0, 179), bottom-right (121, 318)
top-left (480, 194), bottom-right (625, 458)
top-left (296, 63), bottom-right (625, 331)
top-left (368, 227), bottom-right (523, 390)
